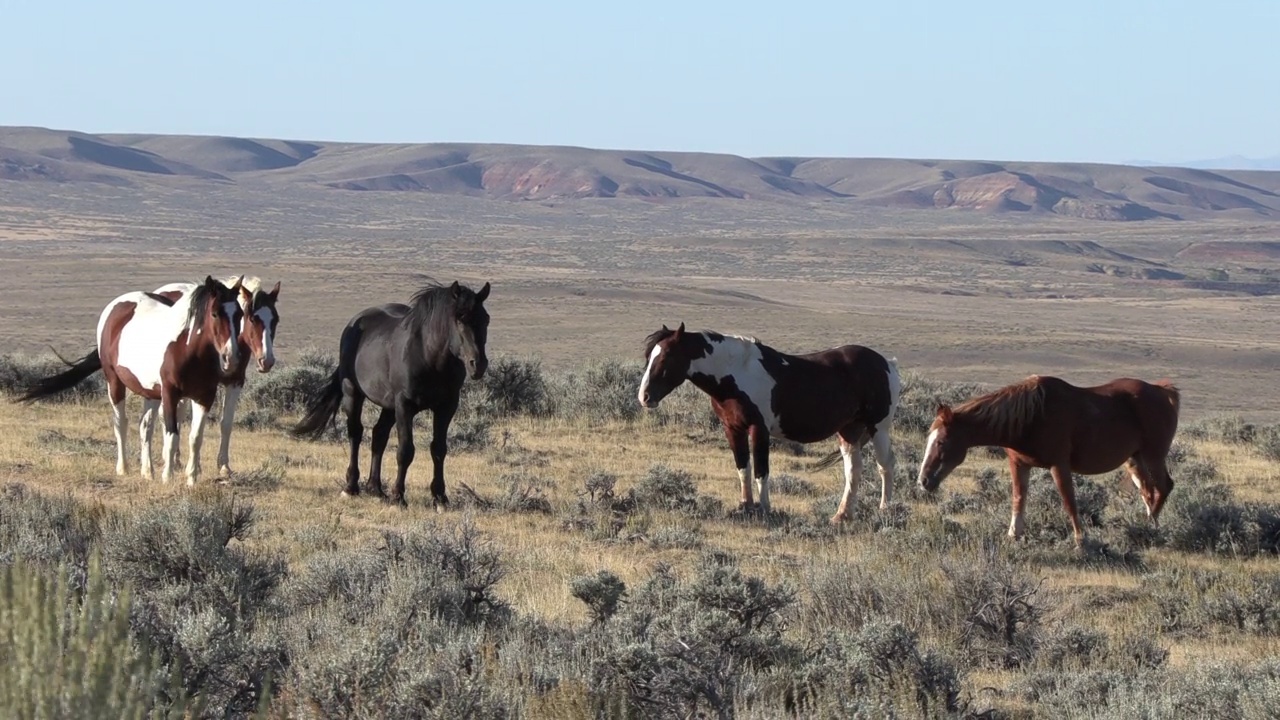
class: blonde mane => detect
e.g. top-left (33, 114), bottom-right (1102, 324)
top-left (955, 376), bottom-right (1046, 439)
top-left (219, 275), bottom-right (262, 294)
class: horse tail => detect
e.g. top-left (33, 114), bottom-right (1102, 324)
top-left (884, 356), bottom-right (902, 422)
top-left (292, 322), bottom-right (362, 441)
top-left (808, 450), bottom-right (844, 472)
top-left (1156, 380), bottom-right (1181, 416)
top-left (14, 349), bottom-right (101, 403)
top-left (291, 369), bottom-right (343, 440)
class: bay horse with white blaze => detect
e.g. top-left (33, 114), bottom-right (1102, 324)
top-left (152, 276), bottom-right (281, 477)
top-left (917, 375), bottom-right (1181, 546)
top-left (292, 280), bottom-right (491, 509)
top-left (16, 276), bottom-right (245, 484)
top-left (638, 324), bottom-right (900, 522)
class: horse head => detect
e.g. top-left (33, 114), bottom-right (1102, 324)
top-left (917, 404), bottom-right (969, 491)
top-left (238, 280), bottom-right (281, 373)
top-left (451, 281), bottom-right (490, 380)
top-left (638, 322), bottom-right (698, 409)
top-left (195, 275), bottom-right (245, 376)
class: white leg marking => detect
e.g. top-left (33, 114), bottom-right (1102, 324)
top-left (737, 466), bottom-right (754, 505)
top-left (1009, 511), bottom-right (1025, 538)
top-left (755, 474), bottom-right (770, 511)
top-left (872, 428), bottom-right (895, 509)
top-left (186, 402), bottom-right (210, 485)
top-left (161, 426), bottom-right (178, 484)
top-left (138, 399), bottom-right (158, 480)
top-left (111, 400), bottom-right (128, 476)
top-left (217, 385), bottom-right (243, 476)
top-left (834, 440), bottom-right (863, 520)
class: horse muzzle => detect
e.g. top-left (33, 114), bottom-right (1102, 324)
top-left (467, 357), bottom-right (488, 380)
top-left (257, 357), bottom-right (275, 373)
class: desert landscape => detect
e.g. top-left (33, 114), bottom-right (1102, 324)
top-left (3, 126), bottom-right (1280, 718)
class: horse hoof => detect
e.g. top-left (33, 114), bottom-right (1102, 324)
top-left (340, 489), bottom-right (357, 499)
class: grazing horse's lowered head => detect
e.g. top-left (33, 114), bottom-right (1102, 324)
top-left (917, 404), bottom-right (972, 492)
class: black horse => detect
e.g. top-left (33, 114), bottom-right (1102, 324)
top-left (293, 280), bottom-right (491, 508)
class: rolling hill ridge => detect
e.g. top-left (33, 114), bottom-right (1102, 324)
top-left (4, 126), bottom-right (1280, 222)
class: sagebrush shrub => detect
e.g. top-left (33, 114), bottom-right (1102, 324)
top-left (0, 352), bottom-right (105, 402)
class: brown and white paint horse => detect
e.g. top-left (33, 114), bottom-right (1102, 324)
top-left (152, 276), bottom-right (280, 476)
top-left (17, 276), bottom-right (244, 484)
top-left (917, 375), bottom-right (1181, 546)
top-left (638, 324), bottom-right (900, 522)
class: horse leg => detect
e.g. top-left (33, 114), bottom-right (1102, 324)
top-left (1007, 456), bottom-right (1030, 539)
top-left (428, 400), bottom-right (457, 512)
top-left (216, 384), bottom-right (243, 477)
top-left (340, 383), bottom-right (365, 498)
top-left (160, 391), bottom-right (181, 484)
top-left (726, 425), bottom-right (753, 510)
top-left (832, 427), bottom-right (864, 523)
top-left (184, 401), bottom-right (211, 485)
top-left (109, 389), bottom-right (128, 474)
top-left (1149, 457), bottom-right (1175, 524)
top-left (870, 424), bottom-right (896, 509)
top-left (138, 398), bottom-right (158, 481)
top-left (750, 425), bottom-right (771, 512)
top-left (366, 408), bottom-right (395, 498)
top-left (389, 398), bottom-right (416, 509)
top-left (1050, 464), bottom-right (1085, 546)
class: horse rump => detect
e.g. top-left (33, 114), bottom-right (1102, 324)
top-left (291, 369), bottom-right (343, 440)
top-left (13, 349), bottom-right (102, 403)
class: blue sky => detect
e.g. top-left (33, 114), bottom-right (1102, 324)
top-left (1, 0), bottom-right (1275, 164)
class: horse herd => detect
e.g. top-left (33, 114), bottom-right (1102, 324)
top-left (16, 277), bottom-right (1181, 547)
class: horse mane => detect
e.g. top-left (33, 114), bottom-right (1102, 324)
top-left (183, 281), bottom-right (218, 332)
top-left (954, 376), bottom-right (1046, 439)
top-left (642, 328), bottom-right (675, 357)
top-left (404, 282), bottom-right (460, 339)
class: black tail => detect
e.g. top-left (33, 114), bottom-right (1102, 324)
top-left (292, 369), bottom-right (343, 440)
top-left (14, 349), bottom-right (102, 403)
top-left (808, 449), bottom-right (844, 472)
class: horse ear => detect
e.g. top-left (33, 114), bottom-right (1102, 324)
top-left (229, 275), bottom-right (244, 292)
top-left (476, 282), bottom-right (490, 302)
top-left (268, 281), bottom-right (281, 299)
top-left (937, 404), bottom-right (954, 423)
top-left (661, 324), bottom-right (670, 332)
top-left (450, 280), bottom-right (461, 297)
top-left (675, 322), bottom-right (685, 337)
top-left (204, 274), bottom-right (217, 287)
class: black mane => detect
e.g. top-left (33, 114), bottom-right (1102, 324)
top-left (642, 327), bottom-right (675, 357)
top-left (184, 281), bottom-right (218, 330)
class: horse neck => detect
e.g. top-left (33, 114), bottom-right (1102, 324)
top-left (951, 409), bottom-right (1015, 448)
top-left (686, 334), bottom-right (758, 397)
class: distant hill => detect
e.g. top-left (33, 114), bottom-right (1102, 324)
top-left (1130, 155), bottom-right (1280, 172)
top-left (5, 126), bottom-right (1280, 221)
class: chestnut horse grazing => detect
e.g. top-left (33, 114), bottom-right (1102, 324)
top-left (153, 276), bottom-right (281, 476)
top-left (638, 324), bottom-right (900, 522)
top-left (917, 375), bottom-right (1181, 545)
top-left (292, 280), bottom-right (490, 510)
top-left (16, 276), bottom-right (245, 484)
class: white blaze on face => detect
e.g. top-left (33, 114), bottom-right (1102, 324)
top-left (919, 429), bottom-right (939, 482)
top-left (638, 344), bottom-right (663, 406)
top-left (222, 301), bottom-right (241, 366)
top-left (256, 308), bottom-right (276, 366)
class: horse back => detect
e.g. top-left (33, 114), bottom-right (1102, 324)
top-left (770, 343), bottom-right (895, 440)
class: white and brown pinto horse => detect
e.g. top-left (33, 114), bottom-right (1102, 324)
top-left (152, 276), bottom-right (280, 476)
top-left (638, 324), bottom-right (900, 522)
top-left (17, 276), bottom-right (244, 484)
